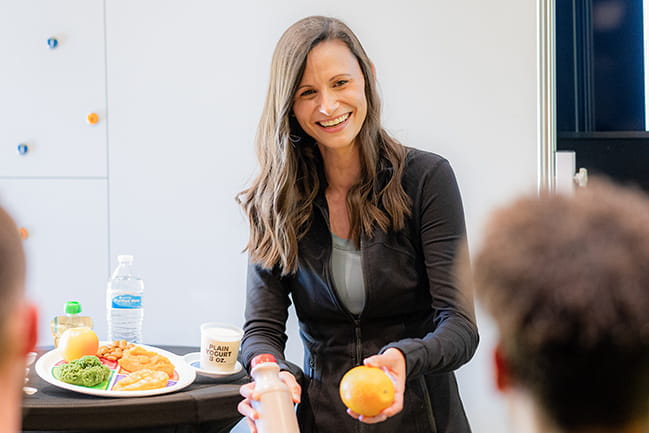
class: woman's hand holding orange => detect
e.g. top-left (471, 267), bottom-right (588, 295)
top-left (346, 348), bottom-right (406, 424)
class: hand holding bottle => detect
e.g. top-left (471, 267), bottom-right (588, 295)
top-left (238, 355), bottom-right (301, 433)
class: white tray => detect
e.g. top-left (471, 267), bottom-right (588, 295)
top-left (35, 343), bottom-right (196, 398)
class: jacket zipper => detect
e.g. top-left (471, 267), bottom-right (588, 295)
top-left (355, 235), bottom-right (369, 365)
top-left (357, 237), bottom-right (367, 433)
top-left (316, 198), bottom-right (365, 367)
top-left (317, 195), bottom-right (374, 433)
top-left (353, 318), bottom-right (362, 365)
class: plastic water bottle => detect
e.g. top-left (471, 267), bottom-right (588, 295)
top-left (107, 255), bottom-right (144, 343)
top-left (250, 354), bottom-right (300, 433)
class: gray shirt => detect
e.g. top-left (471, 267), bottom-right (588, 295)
top-left (330, 233), bottom-right (365, 315)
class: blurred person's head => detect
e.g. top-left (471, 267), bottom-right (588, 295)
top-left (472, 179), bottom-right (649, 433)
top-left (0, 205), bottom-right (37, 432)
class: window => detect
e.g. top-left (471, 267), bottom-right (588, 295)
top-left (556, 0), bottom-right (649, 191)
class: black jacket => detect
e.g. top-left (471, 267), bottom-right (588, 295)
top-left (242, 148), bottom-right (479, 433)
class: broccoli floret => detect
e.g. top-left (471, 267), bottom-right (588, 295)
top-left (74, 355), bottom-right (102, 368)
top-left (59, 355), bottom-right (110, 387)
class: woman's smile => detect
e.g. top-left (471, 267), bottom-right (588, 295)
top-left (317, 112), bottom-right (351, 130)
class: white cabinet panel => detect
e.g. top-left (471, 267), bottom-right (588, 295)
top-left (0, 0), bottom-right (106, 177)
top-left (0, 179), bottom-right (109, 346)
top-left (106, 1), bottom-right (257, 347)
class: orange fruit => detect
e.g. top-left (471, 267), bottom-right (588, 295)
top-left (339, 365), bottom-right (395, 417)
top-left (59, 327), bottom-right (99, 362)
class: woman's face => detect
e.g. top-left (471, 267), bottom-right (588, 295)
top-left (292, 39), bottom-right (368, 153)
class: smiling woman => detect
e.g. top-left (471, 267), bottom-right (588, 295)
top-left (292, 40), bottom-right (368, 156)
top-left (235, 15), bottom-right (478, 433)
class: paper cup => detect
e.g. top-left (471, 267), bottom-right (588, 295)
top-left (200, 322), bottom-right (243, 372)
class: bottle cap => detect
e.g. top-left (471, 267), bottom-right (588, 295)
top-left (117, 255), bottom-right (134, 263)
top-left (251, 354), bottom-right (278, 369)
top-left (65, 301), bottom-right (81, 315)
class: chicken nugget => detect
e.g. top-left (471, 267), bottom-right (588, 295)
top-left (113, 369), bottom-right (169, 391)
top-left (118, 346), bottom-right (175, 376)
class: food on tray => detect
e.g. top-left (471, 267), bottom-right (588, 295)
top-left (59, 355), bottom-right (110, 387)
top-left (97, 340), bottom-right (135, 361)
top-left (118, 346), bottom-right (175, 376)
top-left (59, 327), bottom-right (99, 362)
top-left (113, 369), bottom-right (170, 391)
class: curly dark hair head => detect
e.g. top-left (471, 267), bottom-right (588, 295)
top-left (473, 178), bottom-right (649, 431)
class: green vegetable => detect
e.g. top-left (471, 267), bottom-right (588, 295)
top-left (59, 355), bottom-right (110, 387)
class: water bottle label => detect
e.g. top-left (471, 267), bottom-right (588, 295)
top-left (111, 295), bottom-right (142, 309)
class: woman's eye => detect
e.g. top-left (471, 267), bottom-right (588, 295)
top-left (334, 80), bottom-right (348, 87)
top-left (299, 89), bottom-right (316, 97)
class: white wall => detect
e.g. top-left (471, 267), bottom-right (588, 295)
top-left (106, 3), bottom-right (538, 432)
top-left (3, 1), bottom-right (540, 432)
top-left (0, 0), bottom-right (110, 350)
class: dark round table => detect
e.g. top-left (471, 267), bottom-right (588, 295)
top-left (21, 346), bottom-right (248, 433)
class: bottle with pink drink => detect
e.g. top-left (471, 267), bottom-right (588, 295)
top-left (250, 354), bottom-right (301, 433)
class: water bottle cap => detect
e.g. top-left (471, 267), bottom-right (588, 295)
top-left (65, 301), bottom-right (81, 315)
top-left (117, 255), bottom-right (134, 263)
top-left (251, 354), bottom-right (278, 369)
